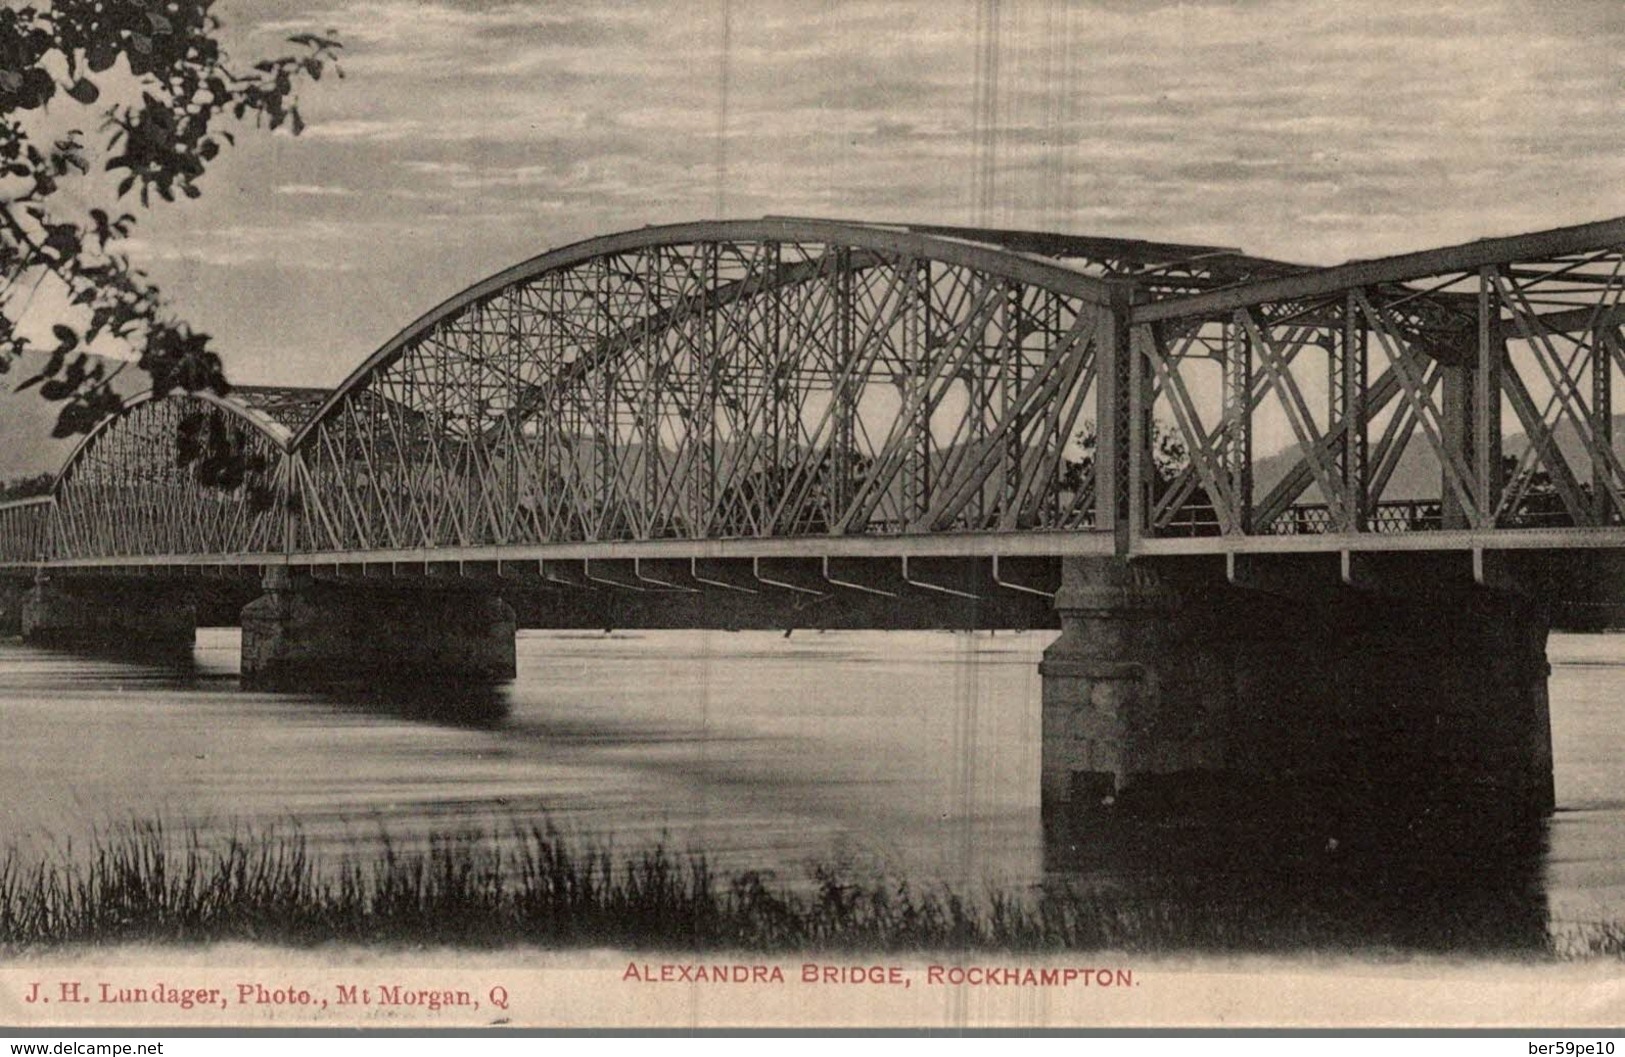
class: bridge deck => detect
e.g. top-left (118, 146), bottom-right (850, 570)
top-left (13, 524), bottom-right (1625, 577)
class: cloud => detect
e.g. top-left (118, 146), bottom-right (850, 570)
top-left (302, 118), bottom-right (428, 142)
top-left (121, 0), bottom-right (1625, 389)
top-left (398, 160), bottom-right (475, 177)
top-left (273, 183), bottom-right (359, 197)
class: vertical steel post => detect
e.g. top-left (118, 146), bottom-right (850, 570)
top-left (1593, 320), bottom-right (1614, 524)
top-left (1221, 318), bottom-right (1253, 534)
top-left (1341, 295), bottom-right (1368, 530)
top-left (834, 245), bottom-right (855, 524)
top-left (1094, 285), bottom-right (1127, 544)
top-left (1477, 267), bottom-right (1505, 528)
top-left (1124, 288), bottom-right (1151, 552)
top-left (1002, 281), bottom-right (1024, 521)
top-left (904, 257), bottom-right (933, 522)
top-left (1440, 353), bottom-right (1471, 531)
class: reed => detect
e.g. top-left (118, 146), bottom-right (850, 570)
top-left (0, 819), bottom-right (1607, 957)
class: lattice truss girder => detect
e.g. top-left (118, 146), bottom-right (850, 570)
top-left (49, 396), bottom-right (285, 558)
top-left (293, 240), bottom-right (1104, 550)
top-left (1142, 242), bottom-right (1625, 537)
top-left (36, 226), bottom-right (1624, 561)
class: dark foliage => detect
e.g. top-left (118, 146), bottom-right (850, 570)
top-left (0, 1), bottom-right (339, 456)
top-left (0, 470), bottom-right (53, 501)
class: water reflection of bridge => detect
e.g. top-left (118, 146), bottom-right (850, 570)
top-left (5, 215), bottom-right (1625, 824)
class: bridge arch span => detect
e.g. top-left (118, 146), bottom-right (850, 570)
top-left (49, 388), bottom-right (293, 561)
top-left (288, 218), bottom-right (1124, 553)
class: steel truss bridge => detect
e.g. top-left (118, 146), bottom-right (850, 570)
top-left (4, 215), bottom-right (1625, 589)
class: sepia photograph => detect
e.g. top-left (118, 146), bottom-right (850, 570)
top-left (0, 0), bottom-right (1624, 1034)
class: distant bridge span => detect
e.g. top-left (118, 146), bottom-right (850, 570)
top-left (5, 214), bottom-right (1625, 822)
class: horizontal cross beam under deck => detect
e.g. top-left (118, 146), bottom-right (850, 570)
top-left (24, 528), bottom-right (1117, 572)
top-left (1132, 526), bottom-right (1625, 556)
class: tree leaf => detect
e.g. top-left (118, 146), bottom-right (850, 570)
top-left (86, 39), bottom-right (119, 73)
top-left (64, 78), bottom-right (98, 104)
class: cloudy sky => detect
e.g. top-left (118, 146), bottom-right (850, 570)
top-left (102, 0), bottom-right (1625, 391)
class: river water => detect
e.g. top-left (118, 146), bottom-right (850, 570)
top-left (1, 628), bottom-right (1622, 947)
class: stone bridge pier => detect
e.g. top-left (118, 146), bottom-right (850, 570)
top-left (239, 567), bottom-right (517, 690)
top-left (0, 574), bottom-right (31, 638)
top-left (20, 572), bottom-right (198, 652)
top-left (1040, 555), bottom-right (1554, 825)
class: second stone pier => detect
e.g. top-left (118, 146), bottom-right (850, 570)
top-left (1038, 557), bottom-right (1229, 814)
top-left (240, 568), bottom-right (517, 690)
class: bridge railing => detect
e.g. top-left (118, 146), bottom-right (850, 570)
top-left (1252, 499), bottom-right (1592, 536)
top-left (1254, 500), bottom-right (1599, 536)
top-left (1261, 501), bottom-right (1443, 536)
top-left (1157, 500), bottom-right (1454, 537)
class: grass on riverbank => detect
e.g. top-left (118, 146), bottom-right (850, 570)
top-left (0, 820), bottom-right (1612, 957)
top-left (0, 821), bottom-right (1101, 952)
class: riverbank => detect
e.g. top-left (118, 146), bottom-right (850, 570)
top-left (1, 819), bottom-right (1619, 960)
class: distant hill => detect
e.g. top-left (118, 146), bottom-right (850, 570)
top-left (1250, 415), bottom-right (1625, 505)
